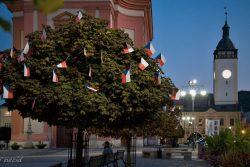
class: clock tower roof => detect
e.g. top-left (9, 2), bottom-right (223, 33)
top-left (215, 20), bottom-right (236, 51)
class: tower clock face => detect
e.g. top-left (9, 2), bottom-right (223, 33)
top-left (222, 69), bottom-right (232, 79)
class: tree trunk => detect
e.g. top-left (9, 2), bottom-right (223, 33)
top-left (76, 128), bottom-right (83, 167)
top-left (125, 135), bottom-right (132, 167)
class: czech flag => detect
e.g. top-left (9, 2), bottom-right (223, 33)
top-left (154, 71), bottom-right (161, 85)
top-left (41, 28), bottom-right (47, 42)
top-left (155, 53), bottom-right (166, 66)
top-left (121, 69), bottom-right (131, 84)
top-left (24, 64), bottom-right (30, 77)
top-left (18, 51), bottom-right (26, 63)
top-left (123, 43), bottom-right (134, 54)
top-left (3, 85), bottom-right (13, 99)
top-left (57, 61), bottom-right (67, 69)
top-left (23, 42), bottom-right (30, 55)
top-left (138, 57), bottom-right (149, 70)
top-left (10, 47), bottom-right (17, 58)
top-left (76, 11), bottom-right (83, 22)
top-left (86, 84), bottom-right (97, 92)
top-left (144, 41), bottom-right (155, 57)
top-left (89, 66), bottom-right (92, 77)
top-left (52, 69), bottom-right (58, 82)
top-left (172, 89), bottom-right (181, 100)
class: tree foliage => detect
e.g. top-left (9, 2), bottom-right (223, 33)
top-left (1, 14), bottom-right (176, 137)
top-left (205, 121), bottom-right (250, 167)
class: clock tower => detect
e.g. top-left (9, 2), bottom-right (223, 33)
top-left (213, 17), bottom-right (238, 105)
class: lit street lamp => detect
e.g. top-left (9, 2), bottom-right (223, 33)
top-left (180, 79), bottom-right (207, 150)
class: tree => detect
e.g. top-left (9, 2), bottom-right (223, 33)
top-left (143, 108), bottom-right (184, 146)
top-left (1, 14), bottom-right (175, 166)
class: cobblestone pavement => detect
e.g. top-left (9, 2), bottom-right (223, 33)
top-left (0, 147), bottom-right (210, 167)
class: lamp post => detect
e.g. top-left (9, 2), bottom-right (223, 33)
top-left (180, 79), bottom-right (207, 151)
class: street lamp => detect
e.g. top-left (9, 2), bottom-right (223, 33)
top-left (180, 79), bottom-right (207, 150)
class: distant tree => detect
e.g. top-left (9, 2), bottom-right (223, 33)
top-left (1, 14), bottom-right (176, 166)
top-left (143, 107), bottom-right (183, 146)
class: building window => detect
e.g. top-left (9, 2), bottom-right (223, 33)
top-left (220, 118), bottom-right (224, 126)
top-left (226, 92), bottom-right (228, 96)
top-left (230, 118), bottom-right (234, 126)
top-left (95, 8), bottom-right (100, 18)
top-left (198, 119), bottom-right (203, 126)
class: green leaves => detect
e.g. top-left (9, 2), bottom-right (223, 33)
top-left (1, 14), bottom-right (176, 137)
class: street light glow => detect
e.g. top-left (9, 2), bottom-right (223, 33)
top-left (181, 90), bottom-right (186, 97)
top-left (200, 90), bottom-right (207, 96)
top-left (190, 89), bottom-right (196, 97)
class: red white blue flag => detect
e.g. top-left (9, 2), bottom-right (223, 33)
top-left (41, 28), bottom-right (47, 42)
top-left (172, 89), bottom-right (181, 100)
top-left (23, 42), bottom-right (30, 55)
top-left (144, 41), bottom-right (155, 57)
top-left (154, 71), bottom-right (161, 85)
top-left (86, 84), bottom-right (97, 92)
top-left (123, 43), bottom-right (134, 54)
top-left (18, 51), bottom-right (26, 62)
top-left (155, 53), bottom-right (166, 66)
top-left (138, 57), bottom-right (149, 70)
top-left (76, 11), bottom-right (83, 22)
top-left (57, 61), bottom-right (67, 69)
top-left (24, 64), bottom-right (30, 77)
top-left (121, 69), bottom-right (131, 84)
top-left (3, 85), bottom-right (13, 99)
top-left (52, 69), bottom-right (58, 82)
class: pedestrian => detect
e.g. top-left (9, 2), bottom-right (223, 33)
top-left (102, 141), bottom-right (113, 155)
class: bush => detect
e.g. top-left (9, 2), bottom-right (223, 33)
top-left (11, 142), bottom-right (21, 150)
top-left (204, 121), bottom-right (250, 167)
top-left (36, 141), bottom-right (47, 149)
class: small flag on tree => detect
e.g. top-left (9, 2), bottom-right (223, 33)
top-left (24, 64), bottom-right (30, 77)
top-left (89, 65), bottom-right (92, 77)
top-left (86, 84), bottom-right (97, 92)
top-left (52, 69), bottom-right (58, 82)
top-left (57, 61), bottom-right (67, 69)
top-left (23, 42), bottom-right (30, 55)
top-left (154, 71), bottom-right (161, 85)
top-left (121, 69), bottom-right (131, 84)
top-left (138, 57), bottom-right (149, 70)
top-left (3, 85), bottom-right (13, 99)
top-left (172, 89), bottom-right (181, 100)
top-left (10, 48), bottom-right (13, 58)
top-left (170, 106), bottom-right (176, 112)
top-left (83, 48), bottom-right (87, 57)
top-left (155, 53), bottom-right (166, 66)
top-left (18, 51), bottom-right (26, 62)
top-left (31, 97), bottom-right (37, 110)
top-left (144, 41), bottom-right (155, 57)
top-left (41, 28), bottom-right (47, 42)
top-left (76, 11), bottom-right (83, 22)
top-left (123, 43), bottom-right (134, 54)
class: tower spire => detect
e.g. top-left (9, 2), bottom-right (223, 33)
top-left (224, 6), bottom-right (228, 22)
top-left (222, 7), bottom-right (229, 39)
